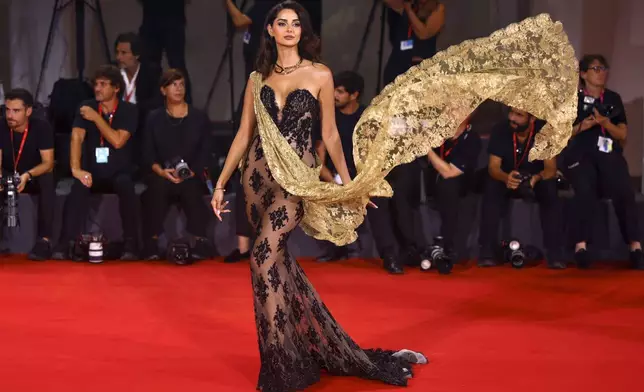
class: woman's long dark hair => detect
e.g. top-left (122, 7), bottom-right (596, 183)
top-left (255, 1), bottom-right (321, 79)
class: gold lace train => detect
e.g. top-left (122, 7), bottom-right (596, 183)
top-left (249, 13), bottom-right (578, 246)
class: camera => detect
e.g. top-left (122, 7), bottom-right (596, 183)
top-left (1, 172), bottom-right (21, 228)
top-left (167, 238), bottom-right (192, 265)
top-left (512, 171), bottom-right (535, 200)
top-left (420, 236), bottom-right (453, 274)
top-left (73, 233), bottom-right (107, 263)
top-left (501, 239), bottom-right (525, 268)
top-left (165, 157), bottom-right (192, 181)
top-left (580, 93), bottom-right (619, 119)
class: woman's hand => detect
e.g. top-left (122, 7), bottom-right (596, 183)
top-left (211, 189), bottom-right (231, 221)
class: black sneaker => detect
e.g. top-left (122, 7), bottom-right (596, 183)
top-left (192, 238), bottom-right (214, 261)
top-left (546, 249), bottom-right (567, 270)
top-left (51, 242), bottom-right (72, 261)
top-left (629, 249), bottom-right (644, 270)
top-left (224, 249), bottom-right (250, 263)
top-left (120, 238), bottom-right (140, 261)
top-left (28, 238), bottom-right (52, 261)
top-left (575, 248), bottom-right (590, 269)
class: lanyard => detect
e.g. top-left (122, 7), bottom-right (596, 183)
top-left (407, 5), bottom-right (418, 39)
top-left (97, 101), bottom-right (118, 146)
top-left (124, 88), bottom-right (136, 103)
top-left (440, 138), bottom-right (459, 159)
top-left (513, 122), bottom-right (534, 170)
top-left (584, 89), bottom-right (606, 136)
top-left (10, 124), bottom-right (29, 173)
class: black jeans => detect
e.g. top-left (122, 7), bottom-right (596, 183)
top-left (139, 21), bottom-right (192, 103)
top-left (368, 161), bottom-right (423, 258)
top-left (6, 171), bottom-right (56, 239)
top-left (563, 149), bottom-right (640, 245)
top-left (478, 177), bottom-right (561, 258)
top-left (59, 172), bottom-right (140, 243)
top-left (141, 175), bottom-right (210, 239)
top-left (425, 169), bottom-right (469, 252)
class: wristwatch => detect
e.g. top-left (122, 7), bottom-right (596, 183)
top-left (26, 172), bottom-right (33, 181)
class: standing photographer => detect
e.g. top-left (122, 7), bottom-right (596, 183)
top-left (0, 89), bottom-right (55, 260)
top-left (141, 69), bottom-right (214, 261)
top-left (563, 54), bottom-right (643, 270)
top-left (52, 65), bottom-right (140, 261)
top-left (425, 115), bottom-right (481, 261)
top-left (478, 107), bottom-right (565, 269)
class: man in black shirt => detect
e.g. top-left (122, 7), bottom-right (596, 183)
top-left (0, 89), bottom-right (55, 260)
top-left (563, 54), bottom-right (643, 270)
top-left (479, 107), bottom-right (565, 269)
top-left (425, 114), bottom-right (481, 264)
top-left (52, 65), bottom-right (140, 261)
top-left (141, 69), bottom-right (214, 260)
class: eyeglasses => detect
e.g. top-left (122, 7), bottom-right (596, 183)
top-left (589, 65), bottom-right (609, 72)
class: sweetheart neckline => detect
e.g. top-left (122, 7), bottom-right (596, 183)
top-left (261, 85), bottom-right (318, 116)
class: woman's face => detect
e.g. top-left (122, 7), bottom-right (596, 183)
top-left (581, 59), bottom-right (609, 88)
top-left (162, 79), bottom-right (186, 103)
top-left (268, 8), bottom-right (301, 48)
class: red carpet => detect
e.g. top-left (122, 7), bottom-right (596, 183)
top-left (1, 256), bottom-right (643, 392)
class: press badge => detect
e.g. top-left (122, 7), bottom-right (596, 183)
top-left (243, 31), bottom-right (251, 44)
top-left (95, 147), bottom-right (110, 163)
top-left (597, 136), bottom-right (613, 153)
top-left (400, 39), bottom-right (414, 51)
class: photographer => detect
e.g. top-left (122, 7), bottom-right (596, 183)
top-left (141, 69), bottom-right (214, 261)
top-left (52, 65), bottom-right (140, 261)
top-left (478, 107), bottom-right (565, 269)
top-left (563, 54), bottom-right (643, 270)
top-left (383, 0), bottom-right (445, 85)
top-left (425, 115), bottom-right (481, 260)
top-left (0, 89), bottom-right (55, 260)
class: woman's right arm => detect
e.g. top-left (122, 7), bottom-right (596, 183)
top-left (215, 77), bottom-right (257, 191)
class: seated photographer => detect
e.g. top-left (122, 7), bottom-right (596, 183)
top-left (478, 107), bottom-right (565, 269)
top-left (425, 114), bottom-right (481, 260)
top-left (141, 69), bottom-right (214, 261)
top-left (563, 54), bottom-right (643, 270)
top-left (0, 88), bottom-right (55, 260)
top-left (52, 65), bottom-right (140, 261)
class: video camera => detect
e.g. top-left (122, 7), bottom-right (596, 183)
top-left (165, 157), bottom-right (192, 181)
top-left (1, 172), bottom-right (21, 228)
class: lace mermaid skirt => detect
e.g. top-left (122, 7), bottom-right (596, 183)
top-left (242, 135), bottom-right (425, 391)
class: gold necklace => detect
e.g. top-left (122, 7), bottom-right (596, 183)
top-left (274, 58), bottom-right (303, 75)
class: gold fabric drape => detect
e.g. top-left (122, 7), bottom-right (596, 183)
top-left (249, 13), bottom-right (578, 246)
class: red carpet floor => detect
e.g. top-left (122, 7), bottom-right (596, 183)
top-left (1, 256), bottom-right (643, 392)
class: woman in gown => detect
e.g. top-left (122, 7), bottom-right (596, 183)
top-left (211, 1), bottom-right (579, 390)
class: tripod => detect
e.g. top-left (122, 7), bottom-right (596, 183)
top-left (36, 0), bottom-right (111, 99)
top-left (353, 0), bottom-right (388, 94)
top-left (204, 0), bottom-right (248, 130)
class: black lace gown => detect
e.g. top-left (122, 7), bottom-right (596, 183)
top-left (241, 85), bottom-right (422, 391)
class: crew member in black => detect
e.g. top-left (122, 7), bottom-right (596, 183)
top-left (141, 69), bottom-right (215, 260)
top-left (0, 89), bottom-right (55, 260)
top-left (137, 0), bottom-right (192, 103)
top-left (52, 65), bottom-right (140, 261)
top-left (563, 54), bottom-right (643, 270)
top-left (478, 107), bottom-right (566, 269)
top-left (383, 0), bottom-right (445, 85)
top-left (425, 114), bottom-right (481, 260)
top-left (314, 71), bottom-right (369, 262)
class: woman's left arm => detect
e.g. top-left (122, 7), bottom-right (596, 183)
top-left (317, 66), bottom-right (352, 185)
top-left (405, 2), bottom-right (445, 40)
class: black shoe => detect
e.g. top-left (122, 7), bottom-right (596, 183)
top-left (28, 238), bottom-right (52, 261)
top-left (120, 238), bottom-right (139, 261)
top-left (546, 249), bottom-right (567, 270)
top-left (383, 255), bottom-right (404, 274)
top-left (630, 249), bottom-right (644, 270)
top-left (192, 238), bottom-right (214, 261)
top-left (224, 249), bottom-right (250, 263)
top-left (316, 247), bottom-right (348, 263)
top-left (477, 258), bottom-right (497, 267)
top-left (575, 248), bottom-right (590, 269)
top-left (51, 242), bottom-right (72, 261)
top-left (142, 238), bottom-right (161, 261)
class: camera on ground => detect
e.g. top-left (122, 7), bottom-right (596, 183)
top-left (420, 236), bottom-right (453, 274)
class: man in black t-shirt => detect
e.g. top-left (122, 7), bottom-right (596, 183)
top-left (52, 65), bottom-right (140, 261)
top-left (425, 115), bottom-right (481, 264)
top-left (0, 89), bottom-right (56, 260)
top-left (478, 107), bottom-right (565, 269)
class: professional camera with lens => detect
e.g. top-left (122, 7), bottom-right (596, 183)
top-left (580, 93), bottom-right (619, 119)
top-left (420, 236), bottom-right (453, 274)
top-left (165, 157), bottom-right (192, 181)
top-left (0, 172), bottom-right (21, 228)
top-left (167, 238), bottom-right (192, 265)
top-left (512, 171), bottom-right (535, 200)
top-left (501, 239), bottom-right (525, 268)
top-left (73, 233), bottom-right (107, 263)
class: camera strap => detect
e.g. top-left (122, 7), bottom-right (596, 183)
top-left (584, 88), bottom-right (606, 136)
top-left (440, 137), bottom-right (459, 159)
top-left (97, 100), bottom-right (119, 147)
top-left (10, 123), bottom-right (29, 174)
top-left (513, 122), bottom-right (534, 170)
